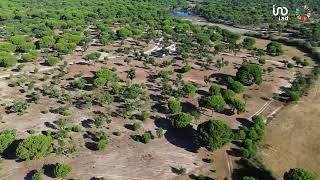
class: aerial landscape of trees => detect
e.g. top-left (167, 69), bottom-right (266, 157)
top-left (0, 0), bottom-right (318, 179)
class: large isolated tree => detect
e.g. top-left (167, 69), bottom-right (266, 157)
top-left (236, 63), bottom-right (262, 85)
top-left (197, 119), bottom-right (233, 151)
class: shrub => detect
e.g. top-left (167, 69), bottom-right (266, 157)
top-left (168, 99), bottom-right (182, 114)
top-left (16, 135), bottom-right (53, 160)
top-left (283, 168), bottom-right (316, 180)
top-left (156, 128), bottom-right (164, 138)
top-left (54, 163), bottom-right (72, 178)
top-left (178, 167), bottom-right (187, 175)
top-left (287, 63), bottom-right (294, 68)
top-left (181, 83), bottom-right (197, 96)
top-left (10, 100), bottom-right (28, 115)
top-left (202, 95), bottom-right (226, 112)
top-left (141, 111), bottom-right (150, 121)
top-left (0, 52), bottom-right (17, 67)
top-left (197, 120), bottom-right (233, 151)
top-left (209, 84), bottom-right (221, 95)
top-left (258, 57), bottom-right (265, 64)
top-left (46, 56), bottom-right (60, 66)
top-left (31, 169), bottom-right (44, 180)
top-left (181, 64), bottom-right (192, 73)
top-left (97, 139), bottom-right (108, 150)
top-left (140, 131), bottom-right (152, 144)
top-left (173, 112), bottom-right (193, 129)
top-left (71, 125), bottom-right (81, 132)
top-left (266, 42), bottom-right (283, 56)
top-left (72, 77), bottom-right (87, 89)
top-left (133, 122), bottom-right (141, 131)
top-left (227, 78), bottom-right (244, 93)
top-left (0, 129), bottom-right (16, 153)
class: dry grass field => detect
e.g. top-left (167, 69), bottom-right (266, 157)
top-left (261, 79), bottom-right (320, 178)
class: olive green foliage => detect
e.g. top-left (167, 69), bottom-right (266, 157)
top-left (10, 100), bottom-right (28, 115)
top-left (85, 52), bottom-right (101, 61)
top-left (72, 77), bottom-right (87, 89)
top-left (181, 83), bottom-right (197, 97)
top-left (283, 168), bottom-right (316, 180)
top-left (31, 170), bottom-right (44, 180)
top-left (236, 63), bottom-right (263, 85)
top-left (201, 95), bottom-right (226, 112)
top-left (209, 84), bottom-right (221, 96)
top-left (133, 122), bottom-right (141, 131)
top-left (226, 77), bottom-right (244, 93)
top-left (46, 56), bottom-right (60, 66)
top-left (284, 68), bottom-right (320, 102)
top-left (181, 64), bottom-right (192, 73)
top-left (97, 139), bottom-right (108, 150)
top-left (173, 112), bottom-right (193, 129)
top-left (243, 37), bottom-right (256, 49)
top-left (94, 67), bottom-right (117, 88)
top-left (266, 42), bottom-right (283, 56)
top-left (16, 135), bottom-right (53, 160)
top-left (0, 129), bottom-right (16, 153)
top-left (0, 51), bottom-right (17, 67)
top-left (235, 115), bottom-right (266, 159)
top-left (127, 67), bottom-right (136, 80)
top-left (141, 131), bottom-right (152, 144)
top-left (54, 163), bottom-right (72, 178)
top-left (197, 120), bottom-right (233, 151)
top-left (168, 99), bottom-right (182, 114)
top-left (141, 111), bottom-right (150, 121)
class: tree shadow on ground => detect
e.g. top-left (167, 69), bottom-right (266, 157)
top-left (151, 102), bottom-right (167, 114)
top-left (24, 170), bottom-right (37, 180)
top-left (81, 119), bottom-right (94, 128)
top-left (43, 164), bottom-right (55, 178)
top-left (220, 108), bottom-right (235, 116)
top-left (236, 118), bottom-right (253, 127)
top-left (209, 73), bottom-right (233, 86)
top-left (44, 121), bottom-right (57, 130)
top-left (85, 141), bottom-right (98, 151)
top-left (189, 174), bottom-right (214, 180)
top-left (181, 102), bottom-right (199, 113)
top-left (232, 158), bottom-right (276, 180)
top-left (171, 167), bottom-right (181, 175)
top-left (2, 139), bottom-right (21, 160)
top-left (124, 124), bottom-right (134, 131)
top-left (226, 147), bottom-right (242, 157)
top-left (155, 117), bottom-right (199, 153)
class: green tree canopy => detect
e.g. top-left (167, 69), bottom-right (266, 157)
top-left (236, 63), bottom-right (262, 85)
top-left (16, 135), bottom-right (53, 160)
top-left (173, 112), bottom-right (193, 129)
top-left (284, 168), bottom-right (316, 180)
top-left (197, 119), bottom-right (233, 151)
top-left (0, 129), bottom-right (16, 153)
